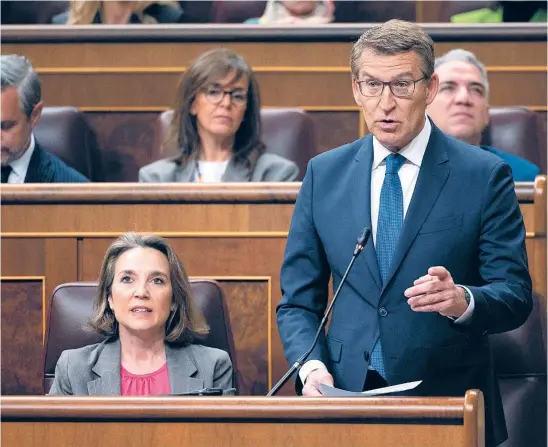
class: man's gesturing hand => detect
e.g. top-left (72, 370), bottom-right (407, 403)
top-left (404, 266), bottom-right (469, 318)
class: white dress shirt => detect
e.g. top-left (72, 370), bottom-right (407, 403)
top-left (195, 160), bottom-right (229, 183)
top-left (299, 118), bottom-right (474, 385)
top-left (5, 134), bottom-right (36, 184)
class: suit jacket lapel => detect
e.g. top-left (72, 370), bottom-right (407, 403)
top-left (24, 143), bottom-right (52, 183)
top-left (352, 136), bottom-right (382, 290)
top-left (88, 339), bottom-right (121, 395)
top-left (222, 159), bottom-right (250, 182)
top-left (174, 160), bottom-right (196, 182)
top-left (382, 124), bottom-right (451, 292)
top-left (166, 344), bottom-right (204, 394)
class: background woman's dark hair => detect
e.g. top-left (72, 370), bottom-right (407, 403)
top-left (89, 232), bottom-right (209, 344)
top-left (166, 47), bottom-right (265, 169)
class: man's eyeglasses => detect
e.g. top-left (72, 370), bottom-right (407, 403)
top-left (204, 86), bottom-right (248, 107)
top-left (356, 77), bottom-right (428, 98)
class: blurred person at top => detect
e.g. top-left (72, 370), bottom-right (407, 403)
top-left (246, 0), bottom-right (334, 24)
top-left (52, 0), bottom-right (183, 25)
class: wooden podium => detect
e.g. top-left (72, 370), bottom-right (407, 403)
top-left (2, 391), bottom-right (485, 447)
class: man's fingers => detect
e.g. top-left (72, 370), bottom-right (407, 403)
top-left (408, 291), bottom-right (449, 309)
top-left (302, 384), bottom-right (323, 396)
top-left (303, 369), bottom-right (334, 396)
top-left (405, 279), bottom-right (446, 298)
top-left (413, 275), bottom-right (432, 286)
top-left (428, 266), bottom-right (449, 279)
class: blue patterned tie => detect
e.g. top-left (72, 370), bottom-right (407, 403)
top-left (370, 153), bottom-right (406, 379)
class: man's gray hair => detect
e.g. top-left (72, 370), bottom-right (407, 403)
top-left (351, 20), bottom-right (435, 80)
top-left (435, 49), bottom-right (490, 97)
top-left (1, 54), bottom-right (42, 118)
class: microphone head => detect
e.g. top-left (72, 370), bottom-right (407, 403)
top-left (357, 227), bottom-right (371, 246)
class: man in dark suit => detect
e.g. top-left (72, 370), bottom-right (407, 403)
top-left (1, 54), bottom-right (89, 183)
top-left (276, 20), bottom-right (532, 447)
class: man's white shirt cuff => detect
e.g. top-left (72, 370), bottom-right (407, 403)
top-left (453, 285), bottom-right (475, 324)
top-left (299, 360), bottom-right (328, 384)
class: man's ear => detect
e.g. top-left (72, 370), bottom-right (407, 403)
top-left (482, 102), bottom-right (490, 131)
top-left (425, 73), bottom-right (439, 105)
top-left (29, 101), bottom-right (43, 128)
top-left (351, 77), bottom-right (361, 106)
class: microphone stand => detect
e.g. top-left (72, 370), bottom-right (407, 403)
top-left (267, 228), bottom-right (371, 396)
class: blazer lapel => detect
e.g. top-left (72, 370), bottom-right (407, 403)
top-left (174, 160), bottom-right (197, 182)
top-left (352, 136), bottom-right (382, 291)
top-left (88, 339), bottom-right (121, 395)
top-left (381, 124), bottom-right (451, 292)
top-left (166, 344), bottom-right (204, 394)
top-left (24, 142), bottom-right (51, 183)
top-left (222, 159), bottom-right (250, 182)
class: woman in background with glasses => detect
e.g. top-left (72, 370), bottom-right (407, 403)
top-left (139, 48), bottom-right (299, 183)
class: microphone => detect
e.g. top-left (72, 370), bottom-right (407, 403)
top-left (267, 227), bottom-right (371, 396)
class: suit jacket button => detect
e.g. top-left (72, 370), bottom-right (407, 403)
top-left (379, 307), bottom-right (388, 317)
top-left (364, 351), bottom-right (370, 361)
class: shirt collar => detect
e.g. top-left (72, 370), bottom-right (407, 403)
top-left (372, 117), bottom-right (432, 170)
top-left (9, 133), bottom-right (36, 181)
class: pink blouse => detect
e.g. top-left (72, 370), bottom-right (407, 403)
top-left (120, 362), bottom-right (171, 396)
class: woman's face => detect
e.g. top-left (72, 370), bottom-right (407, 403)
top-left (108, 247), bottom-right (173, 339)
top-left (283, 1), bottom-right (318, 16)
top-left (191, 73), bottom-right (249, 144)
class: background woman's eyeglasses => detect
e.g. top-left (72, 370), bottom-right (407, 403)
top-left (356, 77), bottom-right (428, 98)
top-left (204, 86), bottom-right (248, 107)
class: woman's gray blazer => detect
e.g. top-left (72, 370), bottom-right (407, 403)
top-left (48, 338), bottom-right (233, 395)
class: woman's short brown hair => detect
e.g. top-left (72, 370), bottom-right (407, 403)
top-left (166, 47), bottom-right (265, 169)
top-left (89, 232), bottom-right (209, 344)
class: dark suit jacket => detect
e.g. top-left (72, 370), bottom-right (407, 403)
top-left (25, 142), bottom-right (89, 183)
top-left (277, 123), bottom-right (532, 447)
top-left (48, 338), bottom-right (233, 395)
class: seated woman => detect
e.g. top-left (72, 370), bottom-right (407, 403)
top-left (139, 48), bottom-right (299, 183)
top-left (49, 232), bottom-right (233, 395)
top-left (246, 0), bottom-right (334, 25)
top-left (52, 1), bottom-right (183, 25)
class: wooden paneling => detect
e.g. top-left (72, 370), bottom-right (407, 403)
top-left (217, 280), bottom-right (269, 395)
top-left (1, 421), bottom-right (465, 447)
top-left (1, 36), bottom-right (546, 112)
top-left (1, 392), bottom-right (485, 447)
top-left (31, 68), bottom-right (547, 110)
top-left (1, 279), bottom-right (44, 395)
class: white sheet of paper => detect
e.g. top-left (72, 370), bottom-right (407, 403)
top-left (318, 380), bottom-right (422, 397)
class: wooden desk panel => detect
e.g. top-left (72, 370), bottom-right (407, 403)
top-left (1, 180), bottom-right (545, 396)
top-left (1, 392), bottom-right (485, 447)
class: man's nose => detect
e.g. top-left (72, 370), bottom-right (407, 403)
top-left (454, 86), bottom-right (472, 105)
top-left (378, 85), bottom-right (396, 111)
